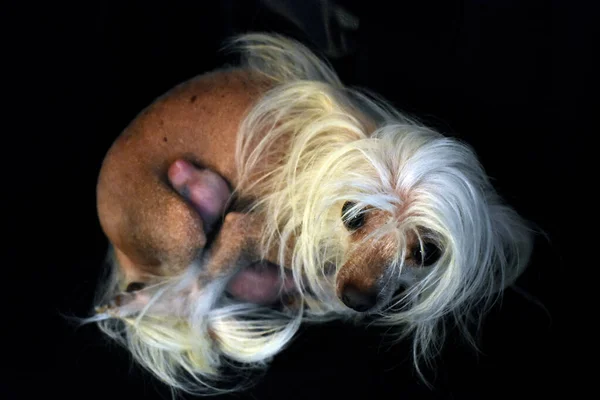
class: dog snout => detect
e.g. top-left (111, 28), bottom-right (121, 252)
top-left (340, 284), bottom-right (378, 312)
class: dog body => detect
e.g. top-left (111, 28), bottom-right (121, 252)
top-left (91, 34), bottom-right (533, 394)
top-left (96, 67), bottom-right (271, 282)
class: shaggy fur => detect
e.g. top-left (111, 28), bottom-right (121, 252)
top-left (86, 34), bottom-right (533, 394)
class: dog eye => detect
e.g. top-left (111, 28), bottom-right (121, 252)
top-left (342, 201), bottom-right (365, 231)
top-left (413, 241), bottom-right (442, 266)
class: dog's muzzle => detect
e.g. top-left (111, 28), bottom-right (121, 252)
top-left (336, 260), bottom-right (402, 313)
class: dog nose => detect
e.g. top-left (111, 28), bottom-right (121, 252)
top-left (340, 284), bottom-right (378, 312)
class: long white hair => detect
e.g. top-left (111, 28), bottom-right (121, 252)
top-left (87, 33), bottom-right (533, 395)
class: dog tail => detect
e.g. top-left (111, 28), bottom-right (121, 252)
top-left (227, 32), bottom-right (343, 87)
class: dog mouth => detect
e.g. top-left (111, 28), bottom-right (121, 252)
top-left (225, 261), bottom-right (298, 306)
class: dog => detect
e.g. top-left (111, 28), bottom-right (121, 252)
top-left (88, 33), bottom-right (533, 394)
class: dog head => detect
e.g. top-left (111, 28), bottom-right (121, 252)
top-left (234, 35), bottom-right (534, 357)
top-left (330, 123), bottom-right (534, 313)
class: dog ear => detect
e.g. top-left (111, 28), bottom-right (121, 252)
top-left (487, 202), bottom-right (534, 291)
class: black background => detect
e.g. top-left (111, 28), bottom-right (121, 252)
top-left (5, 1), bottom-right (588, 399)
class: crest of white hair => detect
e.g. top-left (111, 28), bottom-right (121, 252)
top-left (86, 33), bottom-right (533, 395)
top-left (234, 32), bottom-right (532, 369)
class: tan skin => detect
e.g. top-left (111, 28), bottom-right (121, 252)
top-left (97, 68), bottom-right (272, 286)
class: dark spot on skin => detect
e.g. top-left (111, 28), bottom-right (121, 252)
top-left (159, 120), bottom-right (164, 127)
top-left (190, 95), bottom-right (197, 103)
top-left (126, 282), bottom-right (146, 292)
top-left (163, 137), bottom-right (168, 143)
top-left (112, 294), bottom-right (125, 306)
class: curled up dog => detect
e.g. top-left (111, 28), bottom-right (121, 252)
top-left (87, 33), bottom-right (534, 394)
